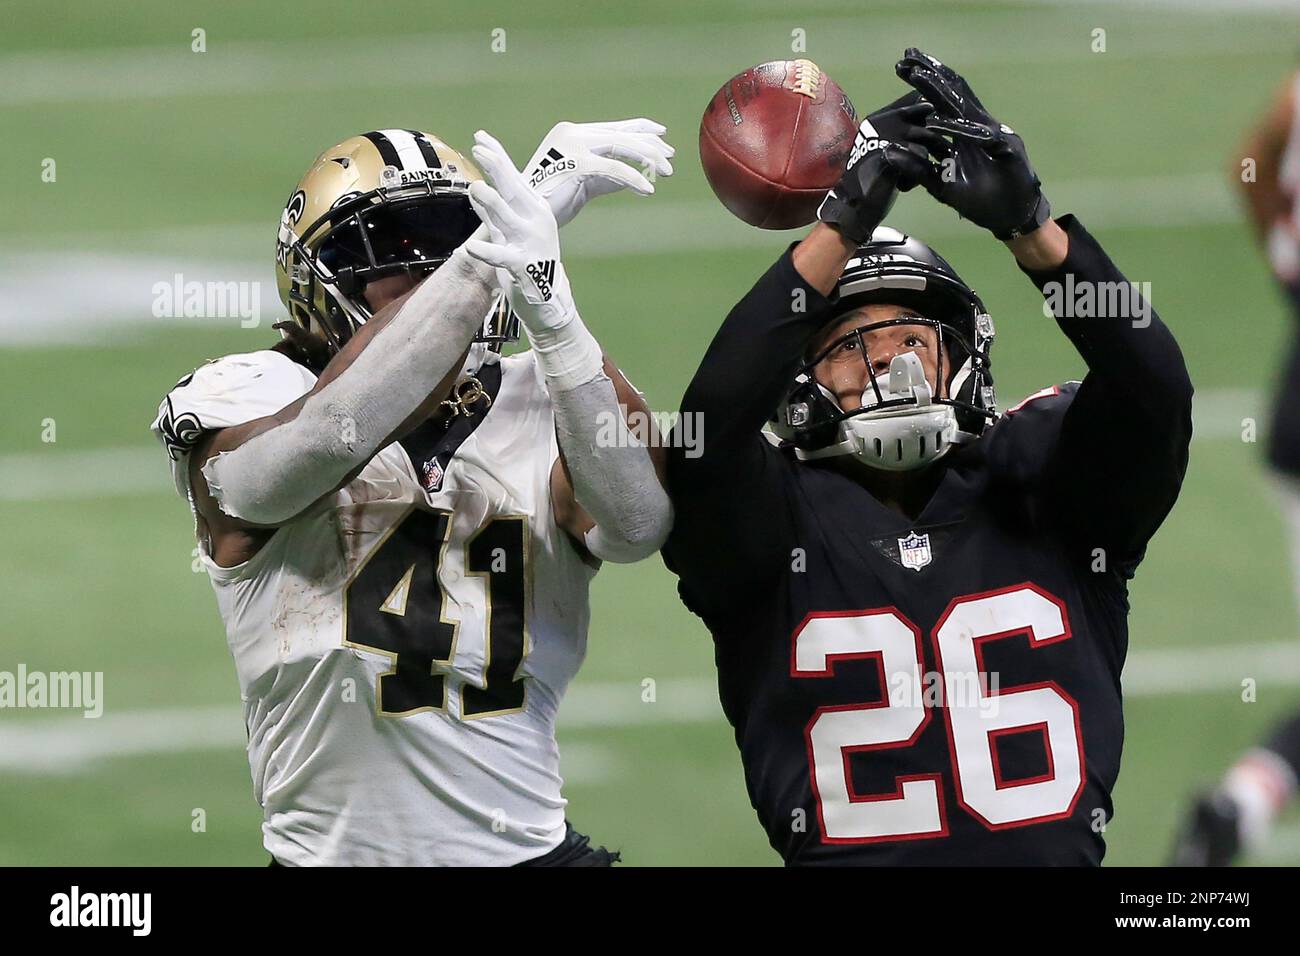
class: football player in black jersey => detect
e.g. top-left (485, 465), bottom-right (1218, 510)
top-left (663, 50), bottom-right (1193, 865)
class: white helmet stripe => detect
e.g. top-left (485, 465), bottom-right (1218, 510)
top-left (378, 128), bottom-right (429, 171)
top-left (839, 274), bottom-right (928, 297)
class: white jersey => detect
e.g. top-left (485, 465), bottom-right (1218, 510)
top-left (151, 348), bottom-right (596, 865)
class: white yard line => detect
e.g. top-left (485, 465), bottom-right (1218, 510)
top-left (0, 678), bottom-right (721, 774)
top-left (0, 446), bottom-right (173, 501)
top-left (0, 252), bottom-right (264, 345)
top-left (0, 700), bottom-right (621, 782)
top-left (1, 643), bottom-right (1298, 774)
top-left (0, 171), bottom-right (1240, 345)
top-left (1122, 641), bottom-right (1300, 695)
top-left (1190, 387), bottom-right (1266, 442)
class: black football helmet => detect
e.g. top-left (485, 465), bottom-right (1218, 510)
top-left (772, 226), bottom-right (997, 470)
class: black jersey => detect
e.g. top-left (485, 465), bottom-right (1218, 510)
top-left (1266, 282), bottom-right (1300, 477)
top-left (663, 216), bottom-right (1192, 865)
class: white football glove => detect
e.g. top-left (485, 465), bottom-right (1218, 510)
top-left (465, 130), bottom-right (573, 325)
top-left (465, 129), bottom-right (603, 392)
top-left (524, 118), bottom-right (674, 227)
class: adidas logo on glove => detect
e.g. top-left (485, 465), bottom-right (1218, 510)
top-left (846, 121), bottom-right (885, 169)
top-left (525, 259), bottom-right (557, 302)
top-left (529, 148), bottom-right (577, 188)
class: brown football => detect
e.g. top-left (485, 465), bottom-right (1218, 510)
top-left (699, 59), bottom-right (858, 229)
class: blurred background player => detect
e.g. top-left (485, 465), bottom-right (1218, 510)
top-left (151, 121), bottom-right (675, 865)
top-left (1171, 67), bottom-right (1300, 866)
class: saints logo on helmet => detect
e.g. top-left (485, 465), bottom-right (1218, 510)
top-left (771, 226), bottom-right (997, 471)
top-left (274, 128), bottom-right (520, 355)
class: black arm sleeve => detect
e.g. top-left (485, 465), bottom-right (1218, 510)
top-left (663, 247), bottom-right (839, 608)
top-left (1021, 215), bottom-right (1193, 573)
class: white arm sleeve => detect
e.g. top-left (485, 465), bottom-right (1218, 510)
top-left (533, 312), bottom-right (673, 564)
top-left (201, 248), bottom-right (496, 525)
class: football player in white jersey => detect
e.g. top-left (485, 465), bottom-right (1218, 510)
top-left (151, 122), bottom-right (675, 866)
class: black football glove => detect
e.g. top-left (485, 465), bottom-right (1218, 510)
top-left (861, 90), bottom-right (938, 144)
top-left (895, 48), bottom-right (1051, 240)
top-left (817, 98), bottom-right (937, 245)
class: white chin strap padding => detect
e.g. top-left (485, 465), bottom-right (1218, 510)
top-left (841, 406), bottom-right (957, 471)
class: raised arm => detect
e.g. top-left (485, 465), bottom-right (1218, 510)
top-left (1014, 217), bottom-right (1192, 568)
top-left (192, 247), bottom-right (495, 528)
top-left (664, 94), bottom-right (940, 600)
top-left (658, 238), bottom-right (842, 601)
top-left (176, 118), bottom-right (683, 567)
top-left (895, 48), bottom-right (1191, 569)
top-left (679, 232), bottom-right (844, 478)
top-left (547, 356), bottom-right (671, 562)
top-left (464, 129), bottom-right (674, 563)
top-left (676, 89), bottom-right (938, 485)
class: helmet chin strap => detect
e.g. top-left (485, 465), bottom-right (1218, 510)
top-left (461, 341), bottom-right (499, 378)
top-left (796, 353), bottom-right (961, 471)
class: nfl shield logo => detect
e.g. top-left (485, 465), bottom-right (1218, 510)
top-left (421, 459), bottom-right (445, 493)
top-left (898, 532), bottom-right (932, 572)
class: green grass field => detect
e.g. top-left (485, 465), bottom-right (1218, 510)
top-left (3, 0), bottom-right (1300, 866)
